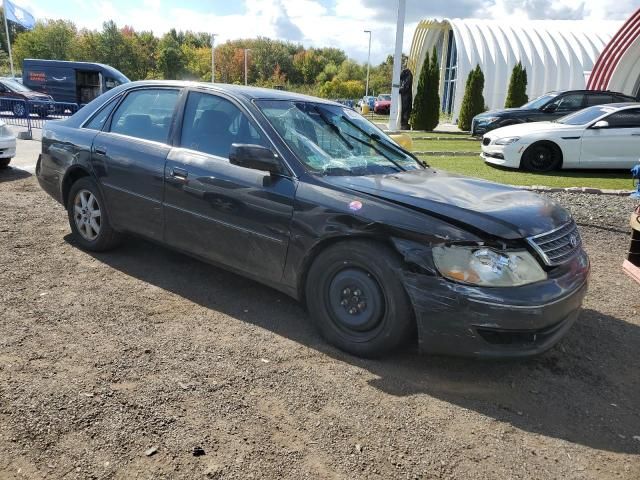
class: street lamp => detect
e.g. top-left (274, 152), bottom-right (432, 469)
top-left (211, 33), bottom-right (218, 83)
top-left (244, 48), bottom-right (251, 86)
top-left (364, 30), bottom-right (372, 97)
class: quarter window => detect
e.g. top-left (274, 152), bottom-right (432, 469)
top-left (84, 97), bottom-right (119, 130)
top-left (109, 89), bottom-right (179, 143)
top-left (180, 91), bottom-right (266, 158)
top-left (603, 109), bottom-right (640, 128)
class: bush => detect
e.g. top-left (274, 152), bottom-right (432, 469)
top-left (457, 65), bottom-right (485, 131)
top-left (505, 62), bottom-right (528, 108)
top-left (410, 47), bottom-right (440, 131)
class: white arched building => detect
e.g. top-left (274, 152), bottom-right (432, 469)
top-left (407, 18), bottom-right (621, 121)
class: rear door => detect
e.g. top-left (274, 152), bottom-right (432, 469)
top-left (163, 90), bottom-right (296, 282)
top-left (91, 87), bottom-right (182, 241)
top-left (580, 108), bottom-right (640, 168)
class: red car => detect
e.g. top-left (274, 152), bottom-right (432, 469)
top-left (374, 94), bottom-right (391, 114)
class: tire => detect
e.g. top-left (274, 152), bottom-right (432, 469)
top-left (12, 103), bottom-right (26, 118)
top-left (0, 158), bottom-right (10, 169)
top-left (305, 240), bottom-right (414, 358)
top-left (521, 142), bottom-right (561, 172)
top-left (67, 177), bottom-right (122, 251)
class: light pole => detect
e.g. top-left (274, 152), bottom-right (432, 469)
top-left (210, 33), bottom-right (218, 83)
top-left (364, 30), bottom-right (372, 97)
top-left (244, 48), bottom-right (251, 86)
top-left (388, 0), bottom-right (406, 131)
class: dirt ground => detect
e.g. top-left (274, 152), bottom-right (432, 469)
top-left (1, 170), bottom-right (639, 479)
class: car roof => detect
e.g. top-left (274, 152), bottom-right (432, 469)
top-left (593, 102), bottom-right (640, 109)
top-left (123, 80), bottom-right (343, 106)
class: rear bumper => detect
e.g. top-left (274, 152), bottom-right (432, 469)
top-left (401, 250), bottom-right (590, 358)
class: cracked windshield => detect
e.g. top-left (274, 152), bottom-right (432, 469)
top-left (257, 100), bottom-right (422, 176)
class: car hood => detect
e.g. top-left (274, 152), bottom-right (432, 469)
top-left (324, 169), bottom-right (571, 240)
top-left (476, 108), bottom-right (534, 118)
top-left (485, 121), bottom-right (579, 138)
top-left (376, 100), bottom-right (391, 105)
top-left (23, 91), bottom-right (52, 100)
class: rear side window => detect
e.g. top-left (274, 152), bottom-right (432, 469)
top-left (603, 108), bottom-right (640, 128)
top-left (84, 98), bottom-right (119, 130)
top-left (109, 89), bottom-right (179, 143)
top-left (180, 91), bottom-right (266, 158)
top-left (585, 93), bottom-right (613, 107)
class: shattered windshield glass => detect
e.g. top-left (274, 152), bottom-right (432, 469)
top-left (256, 100), bottom-right (423, 176)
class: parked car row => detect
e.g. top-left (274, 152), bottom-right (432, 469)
top-left (36, 81), bottom-right (589, 359)
top-left (476, 89), bottom-right (640, 171)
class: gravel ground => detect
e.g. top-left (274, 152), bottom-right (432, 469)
top-left (1, 172), bottom-right (639, 479)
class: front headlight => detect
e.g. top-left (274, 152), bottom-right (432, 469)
top-left (432, 245), bottom-right (546, 287)
top-left (494, 136), bottom-right (520, 145)
top-left (477, 116), bottom-right (499, 124)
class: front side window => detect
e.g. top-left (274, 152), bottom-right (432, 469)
top-left (603, 108), bottom-right (640, 128)
top-left (557, 106), bottom-right (615, 125)
top-left (257, 100), bottom-right (422, 176)
top-left (109, 89), bottom-right (179, 143)
top-left (549, 93), bottom-right (584, 112)
top-left (523, 93), bottom-right (557, 110)
top-left (180, 91), bottom-right (266, 158)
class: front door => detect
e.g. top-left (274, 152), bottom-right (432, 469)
top-left (91, 87), bottom-right (182, 240)
top-left (580, 108), bottom-right (640, 168)
top-left (163, 90), bottom-right (296, 282)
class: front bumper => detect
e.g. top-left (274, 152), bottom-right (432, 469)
top-left (481, 142), bottom-right (525, 169)
top-left (0, 135), bottom-right (16, 158)
top-left (401, 249), bottom-right (590, 358)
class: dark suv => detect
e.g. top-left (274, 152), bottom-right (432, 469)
top-left (471, 90), bottom-right (637, 136)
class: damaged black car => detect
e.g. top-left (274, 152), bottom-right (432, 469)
top-left (36, 82), bottom-right (590, 358)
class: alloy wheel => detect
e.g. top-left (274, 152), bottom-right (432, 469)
top-left (73, 189), bottom-right (101, 241)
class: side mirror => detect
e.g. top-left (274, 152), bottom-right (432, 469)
top-left (542, 103), bottom-right (557, 113)
top-left (591, 120), bottom-right (609, 129)
top-left (229, 144), bottom-right (282, 174)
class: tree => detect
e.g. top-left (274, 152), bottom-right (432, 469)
top-left (458, 65), bottom-right (486, 131)
top-left (504, 61), bottom-right (528, 108)
top-left (410, 47), bottom-right (440, 131)
top-left (157, 29), bottom-right (185, 79)
top-left (12, 20), bottom-right (77, 68)
top-left (319, 77), bottom-right (364, 99)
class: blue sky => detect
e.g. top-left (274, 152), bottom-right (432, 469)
top-left (14, 0), bottom-right (639, 63)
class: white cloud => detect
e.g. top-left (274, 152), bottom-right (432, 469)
top-left (8, 0), bottom-right (639, 64)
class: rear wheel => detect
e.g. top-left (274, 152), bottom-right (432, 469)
top-left (521, 142), bottom-right (561, 172)
top-left (67, 177), bottom-right (122, 251)
top-left (305, 240), bottom-right (414, 357)
top-left (0, 158), bottom-right (10, 169)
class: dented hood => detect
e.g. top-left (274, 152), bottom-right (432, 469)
top-left (324, 169), bottom-right (571, 240)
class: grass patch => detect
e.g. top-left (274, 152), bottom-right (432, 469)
top-left (420, 155), bottom-right (634, 190)
top-left (412, 139), bottom-right (480, 153)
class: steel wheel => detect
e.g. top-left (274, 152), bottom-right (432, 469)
top-left (326, 267), bottom-right (385, 337)
top-left (73, 189), bottom-right (101, 241)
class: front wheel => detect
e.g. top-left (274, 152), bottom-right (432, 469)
top-left (521, 142), bottom-right (561, 172)
top-left (305, 240), bottom-right (414, 358)
top-left (67, 177), bottom-right (122, 251)
top-left (0, 158), bottom-right (10, 169)
top-left (12, 102), bottom-right (26, 118)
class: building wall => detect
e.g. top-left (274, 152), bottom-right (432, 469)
top-left (408, 19), bottom-right (621, 121)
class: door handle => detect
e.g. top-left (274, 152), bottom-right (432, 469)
top-left (94, 145), bottom-right (107, 155)
top-left (169, 167), bottom-right (189, 182)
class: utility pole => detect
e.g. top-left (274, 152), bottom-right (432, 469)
top-left (244, 48), bottom-right (251, 85)
top-left (210, 33), bottom-right (218, 83)
top-left (388, 0), bottom-right (406, 131)
top-left (364, 30), bottom-right (371, 97)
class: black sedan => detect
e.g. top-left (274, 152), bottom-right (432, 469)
top-left (471, 89), bottom-right (636, 136)
top-left (36, 81), bottom-right (589, 358)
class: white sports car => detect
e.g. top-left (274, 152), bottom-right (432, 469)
top-left (481, 103), bottom-right (640, 171)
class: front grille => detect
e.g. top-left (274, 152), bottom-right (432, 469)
top-left (484, 151), bottom-right (503, 159)
top-left (527, 220), bottom-right (582, 266)
top-left (482, 137), bottom-right (491, 146)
